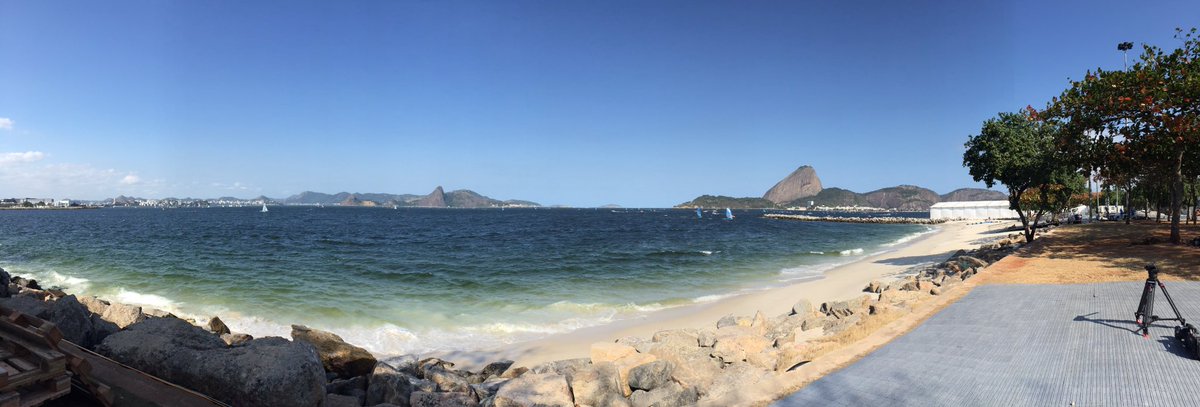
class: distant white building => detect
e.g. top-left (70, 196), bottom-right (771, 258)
top-left (929, 200), bottom-right (1018, 220)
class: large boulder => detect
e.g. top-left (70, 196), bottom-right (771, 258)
top-left (629, 381), bottom-right (698, 407)
top-left (492, 372), bottom-right (573, 407)
top-left (100, 302), bottom-right (146, 329)
top-left (367, 361), bottom-right (416, 406)
top-left (96, 318), bottom-right (324, 407)
top-left (425, 365), bottom-right (471, 393)
top-left (470, 377), bottom-right (509, 400)
top-left (645, 341), bottom-right (721, 391)
top-left (612, 353), bottom-right (657, 396)
top-left (529, 358), bottom-right (590, 379)
top-left (568, 362), bottom-right (628, 407)
top-left (591, 342), bottom-right (637, 364)
top-left (291, 324), bottom-right (377, 379)
top-left (480, 360), bottom-right (514, 379)
top-left (48, 295), bottom-right (95, 347)
top-left (627, 360), bottom-right (673, 391)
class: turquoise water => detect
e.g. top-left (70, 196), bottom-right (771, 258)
top-left (0, 207), bottom-right (931, 355)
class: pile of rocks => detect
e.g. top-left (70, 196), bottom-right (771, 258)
top-left (764, 214), bottom-right (947, 225)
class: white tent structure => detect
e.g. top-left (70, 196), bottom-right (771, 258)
top-left (929, 200), bottom-right (1019, 220)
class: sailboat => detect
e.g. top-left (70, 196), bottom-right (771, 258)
top-left (725, 208), bottom-right (734, 221)
top-left (261, 203), bottom-right (269, 213)
top-left (696, 207), bottom-right (703, 219)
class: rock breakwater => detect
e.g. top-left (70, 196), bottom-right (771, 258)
top-left (764, 213), bottom-right (947, 225)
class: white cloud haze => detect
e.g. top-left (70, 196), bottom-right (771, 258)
top-left (0, 118), bottom-right (12, 131)
top-left (0, 151), bottom-right (46, 165)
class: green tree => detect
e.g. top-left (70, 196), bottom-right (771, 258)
top-left (1045, 28), bottom-right (1200, 243)
top-left (964, 112), bottom-right (1081, 242)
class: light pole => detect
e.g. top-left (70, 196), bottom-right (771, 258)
top-left (1116, 41), bottom-right (1133, 221)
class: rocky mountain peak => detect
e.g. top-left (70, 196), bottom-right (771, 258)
top-left (762, 165), bottom-right (823, 204)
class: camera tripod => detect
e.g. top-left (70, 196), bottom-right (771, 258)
top-left (1134, 264), bottom-right (1200, 360)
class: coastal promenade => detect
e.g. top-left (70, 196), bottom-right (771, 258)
top-left (775, 282), bottom-right (1200, 406)
top-left (777, 222), bottom-right (1200, 406)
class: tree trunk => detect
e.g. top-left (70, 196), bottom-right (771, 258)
top-left (1170, 149), bottom-right (1183, 244)
top-left (1011, 190), bottom-right (1035, 243)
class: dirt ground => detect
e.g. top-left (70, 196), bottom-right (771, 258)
top-left (978, 221), bottom-right (1200, 284)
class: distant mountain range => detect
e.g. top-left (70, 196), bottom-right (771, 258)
top-left (676, 165), bottom-right (1005, 211)
top-left (283, 187), bottom-right (541, 208)
top-left (106, 187), bottom-right (541, 209)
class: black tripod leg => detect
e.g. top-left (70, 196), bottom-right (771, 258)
top-left (1136, 280), bottom-right (1156, 338)
top-left (1158, 281), bottom-right (1187, 326)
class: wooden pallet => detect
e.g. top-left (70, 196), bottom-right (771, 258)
top-left (0, 306), bottom-right (111, 407)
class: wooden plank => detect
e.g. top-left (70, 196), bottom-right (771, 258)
top-left (0, 391), bottom-right (15, 407)
top-left (57, 342), bottom-right (227, 407)
top-left (5, 358), bottom-right (34, 373)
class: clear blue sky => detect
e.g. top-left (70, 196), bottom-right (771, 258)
top-left (1, 1), bottom-right (1195, 206)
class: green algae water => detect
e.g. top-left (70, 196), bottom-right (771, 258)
top-left (0, 207), bottom-right (930, 355)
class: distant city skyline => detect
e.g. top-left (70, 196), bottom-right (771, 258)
top-left (1, 1), bottom-right (1196, 207)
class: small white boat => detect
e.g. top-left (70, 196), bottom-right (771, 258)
top-left (261, 204), bottom-right (269, 213)
top-left (725, 208), bottom-right (734, 220)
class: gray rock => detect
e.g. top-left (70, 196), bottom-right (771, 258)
top-left (327, 376), bottom-right (368, 401)
top-left (143, 307), bottom-right (175, 318)
top-left (498, 366), bottom-right (527, 379)
top-left (77, 295), bottom-right (110, 316)
top-left (410, 391), bottom-right (478, 407)
top-left (417, 357), bottom-right (454, 377)
top-left (492, 372), bottom-right (573, 407)
top-left (382, 354), bottom-right (420, 376)
top-left (49, 295), bottom-right (94, 347)
top-left (568, 363), bottom-right (629, 407)
top-left (651, 329), bottom-right (698, 347)
top-left (956, 255), bottom-right (989, 268)
top-left (409, 377), bottom-right (438, 393)
top-left (325, 393), bottom-right (361, 407)
top-left (426, 365), bottom-right (471, 393)
top-left (221, 332), bottom-right (253, 346)
top-left (96, 318), bottom-right (324, 407)
top-left (480, 360), bottom-right (514, 378)
top-left (629, 381), bottom-right (698, 407)
top-left (697, 329), bottom-right (716, 347)
top-left (367, 361), bottom-right (415, 407)
top-left (13, 276), bottom-right (39, 290)
top-left (0, 268), bottom-right (10, 298)
top-left (791, 299), bottom-right (813, 315)
top-left (627, 360), bottom-right (673, 391)
top-left (470, 377), bottom-right (509, 399)
top-left (207, 316), bottom-right (231, 335)
top-left (0, 294), bottom-right (50, 317)
top-left (645, 340), bottom-right (721, 391)
top-left (529, 358), bottom-right (590, 380)
top-left (100, 302), bottom-right (146, 329)
top-left (292, 324), bottom-right (377, 379)
top-left (90, 314), bottom-right (120, 348)
top-left (820, 300), bottom-right (854, 318)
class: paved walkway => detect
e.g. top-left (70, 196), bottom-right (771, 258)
top-left (775, 282), bottom-right (1200, 406)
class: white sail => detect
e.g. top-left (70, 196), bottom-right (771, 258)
top-left (261, 204), bottom-right (269, 213)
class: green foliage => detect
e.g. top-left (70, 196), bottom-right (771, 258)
top-left (1042, 27), bottom-right (1200, 242)
top-left (964, 112), bottom-right (1076, 242)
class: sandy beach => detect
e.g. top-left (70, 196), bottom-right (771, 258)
top-left (437, 220), bottom-right (1014, 368)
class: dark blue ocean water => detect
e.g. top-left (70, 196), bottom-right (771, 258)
top-left (0, 207), bottom-right (929, 354)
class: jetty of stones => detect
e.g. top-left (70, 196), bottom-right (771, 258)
top-left (764, 213), bottom-right (947, 225)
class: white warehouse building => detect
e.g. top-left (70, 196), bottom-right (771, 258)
top-left (929, 200), bottom-right (1019, 220)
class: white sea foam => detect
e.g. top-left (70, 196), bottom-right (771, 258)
top-left (808, 251), bottom-right (825, 255)
top-left (699, 250), bottom-right (714, 256)
top-left (692, 292), bottom-right (741, 303)
top-left (838, 248), bottom-right (865, 256)
top-left (114, 288), bottom-right (176, 309)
